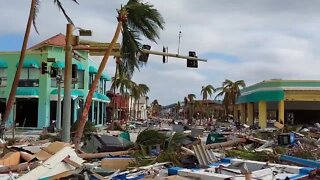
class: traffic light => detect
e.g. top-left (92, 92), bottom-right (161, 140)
top-left (72, 64), bottom-right (78, 79)
top-left (41, 62), bottom-right (48, 74)
top-left (139, 44), bottom-right (151, 62)
top-left (163, 46), bottom-right (167, 64)
top-left (50, 67), bottom-right (58, 78)
top-left (187, 51), bottom-right (198, 68)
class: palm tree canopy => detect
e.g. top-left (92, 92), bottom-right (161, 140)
top-left (187, 94), bottom-right (196, 102)
top-left (120, 0), bottom-right (165, 76)
top-left (111, 65), bottom-right (133, 94)
top-left (201, 84), bottom-right (215, 100)
top-left (33, 0), bottom-right (78, 33)
top-left (215, 79), bottom-right (246, 112)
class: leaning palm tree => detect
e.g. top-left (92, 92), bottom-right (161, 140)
top-left (2, 0), bottom-right (78, 125)
top-left (75, 0), bottom-right (164, 147)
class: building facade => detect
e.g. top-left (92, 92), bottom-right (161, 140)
top-left (235, 79), bottom-right (320, 129)
top-left (0, 34), bottom-right (111, 129)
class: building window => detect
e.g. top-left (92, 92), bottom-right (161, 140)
top-left (19, 68), bottom-right (39, 87)
top-left (0, 69), bottom-right (7, 87)
top-left (78, 71), bottom-right (84, 89)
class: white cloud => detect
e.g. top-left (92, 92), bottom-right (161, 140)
top-left (2, 0), bottom-right (320, 104)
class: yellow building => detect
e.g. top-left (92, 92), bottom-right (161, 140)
top-left (235, 79), bottom-right (320, 129)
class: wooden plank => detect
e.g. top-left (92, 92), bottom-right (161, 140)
top-left (18, 146), bottom-right (84, 180)
top-left (0, 152), bottom-right (20, 166)
top-left (77, 150), bottom-right (133, 160)
top-left (0, 161), bottom-right (40, 173)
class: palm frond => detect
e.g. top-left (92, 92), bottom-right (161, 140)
top-left (32, 0), bottom-right (40, 34)
top-left (126, 1), bottom-right (165, 42)
top-left (54, 0), bottom-right (77, 25)
top-left (121, 23), bottom-right (141, 76)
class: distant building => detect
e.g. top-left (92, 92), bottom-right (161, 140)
top-left (129, 96), bottom-right (148, 120)
top-left (106, 92), bottom-right (130, 121)
top-left (236, 79), bottom-right (320, 128)
top-left (0, 34), bottom-right (111, 129)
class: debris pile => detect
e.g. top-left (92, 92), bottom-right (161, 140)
top-left (0, 121), bottom-right (319, 179)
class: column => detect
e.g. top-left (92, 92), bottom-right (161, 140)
top-left (240, 103), bottom-right (246, 124)
top-left (278, 100), bottom-right (285, 124)
top-left (258, 101), bottom-right (267, 129)
top-left (91, 100), bottom-right (95, 124)
top-left (247, 103), bottom-right (254, 126)
top-left (97, 101), bottom-right (100, 125)
top-left (233, 105), bottom-right (239, 121)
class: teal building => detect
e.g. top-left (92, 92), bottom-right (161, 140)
top-left (0, 34), bottom-right (111, 129)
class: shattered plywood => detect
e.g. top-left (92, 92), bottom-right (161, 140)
top-left (101, 157), bottom-right (135, 171)
top-left (18, 146), bottom-right (84, 180)
top-left (0, 152), bottom-right (20, 166)
top-left (34, 141), bottom-right (69, 161)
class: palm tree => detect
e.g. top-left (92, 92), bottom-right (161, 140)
top-left (2, 0), bottom-right (78, 125)
top-left (111, 61), bottom-right (133, 122)
top-left (183, 97), bottom-right (188, 119)
top-left (201, 84), bottom-right (215, 121)
top-left (216, 79), bottom-right (245, 120)
top-left (187, 94), bottom-right (196, 124)
top-left (151, 99), bottom-right (159, 117)
top-left (75, 0), bottom-right (164, 147)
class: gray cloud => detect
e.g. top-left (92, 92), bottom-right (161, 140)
top-left (2, 0), bottom-right (320, 104)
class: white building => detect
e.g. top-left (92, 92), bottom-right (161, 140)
top-left (129, 96), bottom-right (149, 120)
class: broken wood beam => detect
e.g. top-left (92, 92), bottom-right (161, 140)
top-left (0, 161), bottom-right (41, 173)
top-left (77, 150), bottom-right (134, 160)
top-left (206, 138), bottom-right (247, 149)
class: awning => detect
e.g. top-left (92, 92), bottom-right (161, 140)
top-left (74, 62), bottom-right (85, 70)
top-left (101, 73), bottom-right (111, 81)
top-left (16, 88), bottom-right (39, 98)
top-left (16, 60), bottom-right (40, 68)
top-left (93, 92), bottom-right (110, 103)
top-left (0, 60), bottom-right (8, 68)
top-left (50, 89), bottom-right (85, 100)
top-left (89, 66), bottom-right (98, 74)
top-left (236, 90), bottom-right (284, 104)
top-left (52, 61), bottom-right (64, 68)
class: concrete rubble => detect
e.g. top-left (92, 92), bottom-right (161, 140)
top-left (0, 121), bottom-right (319, 179)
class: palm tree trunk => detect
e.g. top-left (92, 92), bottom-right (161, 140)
top-left (3, 0), bottom-right (36, 125)
top-left (137, 98), bottom-right (140, 119)
top-left (111, 61), bottom-right (119, 129)
top-left (74, 21), bottom-right (122, 149)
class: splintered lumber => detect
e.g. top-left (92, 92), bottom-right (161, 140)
top-left (0, 152), bottom-right (20, 166)
top-left (18, 146), bottom-right (84, 180)
top-left (206, 138), bottom-right (247, 149)
top-left (77, 150), bottom-right (133, 160)
top-left (0, 161), bottom-right (41, 173)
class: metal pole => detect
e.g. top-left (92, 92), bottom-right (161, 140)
top-left (142, 49), bottom-right (207, 62)
top-left (62, 23), bottom-right (73, 142)
top-left (56, 69), bottom-right (62, 130)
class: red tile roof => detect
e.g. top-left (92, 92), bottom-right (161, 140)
top-left (29, 33), bottom-right (88, 50)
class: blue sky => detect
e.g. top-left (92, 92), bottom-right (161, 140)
top-left (0, 34), bottom-right (23, 51)
top-left (2, 0), bottom-right (320, 105)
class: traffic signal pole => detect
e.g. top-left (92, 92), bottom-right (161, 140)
top-left (141, 49), bottom-right (207, 62)
top-left (62, 24), bottom-right (73, 142)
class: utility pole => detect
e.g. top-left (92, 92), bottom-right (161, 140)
top-left (62, 24), bottom-right (73, 142)
top-left (56, 68), bottom-right (62, 130)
